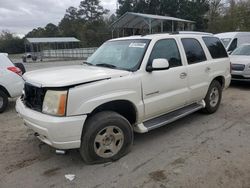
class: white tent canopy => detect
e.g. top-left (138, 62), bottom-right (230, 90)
top-left (111, 12), bottom-right (195, 37)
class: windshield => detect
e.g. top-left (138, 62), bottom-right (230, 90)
top-left (87, 39), bottom-right (150, 71)
top-left (231, 45), bottom-right (250, 56)
top-left (220, 38), bottom-right (232, 48)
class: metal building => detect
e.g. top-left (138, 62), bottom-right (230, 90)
top-left (24, 37), bottom-right (80, 61)
top-left (111, 12), bottom-right (195, 38)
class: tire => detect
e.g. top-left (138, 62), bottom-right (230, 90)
top-left (0, 90), bottom-right (8, 113)
top-left (14, 63), bottom-right (26, 74)
top-left (22, 57), bottom-right (26, 63)
top-left (79, 111), bottom-right (134, 164)
top-left (202, 80), bottom-right (222, 114)
top-left (32, 56), bottom-right (37, 61)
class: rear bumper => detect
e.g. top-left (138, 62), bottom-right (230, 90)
top-left (16, 98), bottom-right (87, 149)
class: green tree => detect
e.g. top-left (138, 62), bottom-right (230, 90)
top-left (78, 0), bottom-right (109, 22)
top-left (26, 27), bottom-right (46, 37)
top-left (206, 0), bottom-right (250, 33)
top-left (59, 7), bottom-right (83, 38)
top-left (0, 30), bottom-right (24, 54)
top-left (44, 23), bottom-right (60, 37)
top-left (116, 0), bottom-right (209, 30)
top-left (207, 0), bottom-right (223, 33)
top-left (116, 0), bottom-right (134, 16)
top-left (58, 0), bottom-right (111, 47)
top-left (64, 6), bottom-right (81, 20)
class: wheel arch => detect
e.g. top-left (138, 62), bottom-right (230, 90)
top-left (0, 85), bottom-right (10, 97)
top-left (212, 76), bottom-right (225, 89)
top-left (86, 100), bottom-right (138, 126)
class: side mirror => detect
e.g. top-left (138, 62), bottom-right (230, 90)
top-left (146, 58), bottom-right (170, 72)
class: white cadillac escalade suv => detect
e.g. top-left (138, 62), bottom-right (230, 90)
top-left (16, 33), bottom-right (231, 164)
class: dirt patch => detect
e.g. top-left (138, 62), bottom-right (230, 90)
top-left (43, 167), bottom-right (61, 177)
top-left (5, 157), bottom-right (39, 174)
top-left (149, 170), bottom-right (167, 182)
top-left (132, 158), bottom-right (153, 172)
top-left (170, 157), bottom-right (186, 166)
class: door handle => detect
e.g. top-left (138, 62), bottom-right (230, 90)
top-left (180, 72), bottom-right (187, 79)
top-left (205, 67), bottom-right (211, 72)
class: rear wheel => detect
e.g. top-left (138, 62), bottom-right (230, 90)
top-left (202, 80), bottom-right (222, 114)
top-left (0, 90), bottom-right (8, 113)
top-left (80, 111), bottom-right (133, 164)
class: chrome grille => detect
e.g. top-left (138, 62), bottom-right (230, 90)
top-left (23, 83), bottom-right (46, 112)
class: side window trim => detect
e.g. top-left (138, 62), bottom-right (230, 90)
top-left (181, 38), bottom-right (207, 65)
top-left (147, 38), bottom-right (183, 68)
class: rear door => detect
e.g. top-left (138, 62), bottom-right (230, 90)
top-left (142, 38), bottom-right (189, 120)
top-left (180, 38), bottom-right (210, 103)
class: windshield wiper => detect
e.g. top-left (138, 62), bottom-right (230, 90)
top-left (82, 61), bottom-right (93, 66)
top-left (96, 63), bottom-right (117, 69)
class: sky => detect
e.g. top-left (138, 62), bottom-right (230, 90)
top-left (0, 0), bottom-right (117, 37)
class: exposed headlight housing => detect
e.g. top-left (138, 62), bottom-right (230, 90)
top-left (42, 90), bottom-right (68, 116)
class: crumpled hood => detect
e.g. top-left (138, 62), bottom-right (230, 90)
top-left (230, 55), bottom-right (250, 65)
top-left (23, 65), bottom-right (130, 87)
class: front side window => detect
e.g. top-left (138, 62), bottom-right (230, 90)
top-left (202, 37), bottom-right (228, 59)
top-left (149, 39), bottom-right (182, 68)
top-left (181, 38), bottom-right (207, 64)
top-left (87, 39), bottom-right (150, 71)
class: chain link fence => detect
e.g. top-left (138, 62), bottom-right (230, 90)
top-left (42, 47), bottom-right (98, 59)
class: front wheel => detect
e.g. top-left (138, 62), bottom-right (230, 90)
top-left (202, 80), bottom-right (222, 114)
top-left (80, 111), bottom-right (134, 164)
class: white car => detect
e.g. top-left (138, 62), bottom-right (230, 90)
top-left (16, 33), bottom-right (231, 164)
top-left (230, 44), bottom-right (250, 81)
top-left (0, 53), bottom-right (24, 112)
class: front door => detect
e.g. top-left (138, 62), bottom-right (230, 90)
top-left (142, 39), bottom-right (189, 120)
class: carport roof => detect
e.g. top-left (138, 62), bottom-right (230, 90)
top-left (111, 12), bottom-right (195, 29)
top-left (25, 37), bottom-right (80, 44)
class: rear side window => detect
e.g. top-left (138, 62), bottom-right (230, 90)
top-left (149, 39), bottom-right (182, 68)
top-left (181, 38), bottom-right (207, 64)
top-left (202, 37), bottom-right (228, 59)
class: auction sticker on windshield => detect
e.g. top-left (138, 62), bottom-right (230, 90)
top-left (129, 43), bottom-right (146, 48)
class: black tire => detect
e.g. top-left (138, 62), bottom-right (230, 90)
top-left (14, 63), bottom-right (26, 74)
top-left (202, 80), bottom-right (222, 114)
top-left (32, 56), bottom-right (37, 61)
top-left (0, 90), bottom-right (8, 113)
top-left (80, 111), bottom-right (134, 164)
top-left (22, 57), bottom-right (26, 63)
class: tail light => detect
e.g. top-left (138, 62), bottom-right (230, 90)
top-left (7, 66), bottom-right (22, 76)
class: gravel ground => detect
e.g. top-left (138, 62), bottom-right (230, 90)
top-left (0, 60), bottom-right (250, 188)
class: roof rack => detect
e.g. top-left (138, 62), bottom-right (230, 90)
top-left (176, 31), bottom-right (213, 35)
top-left (142, 31), bottom-right (213, 37)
